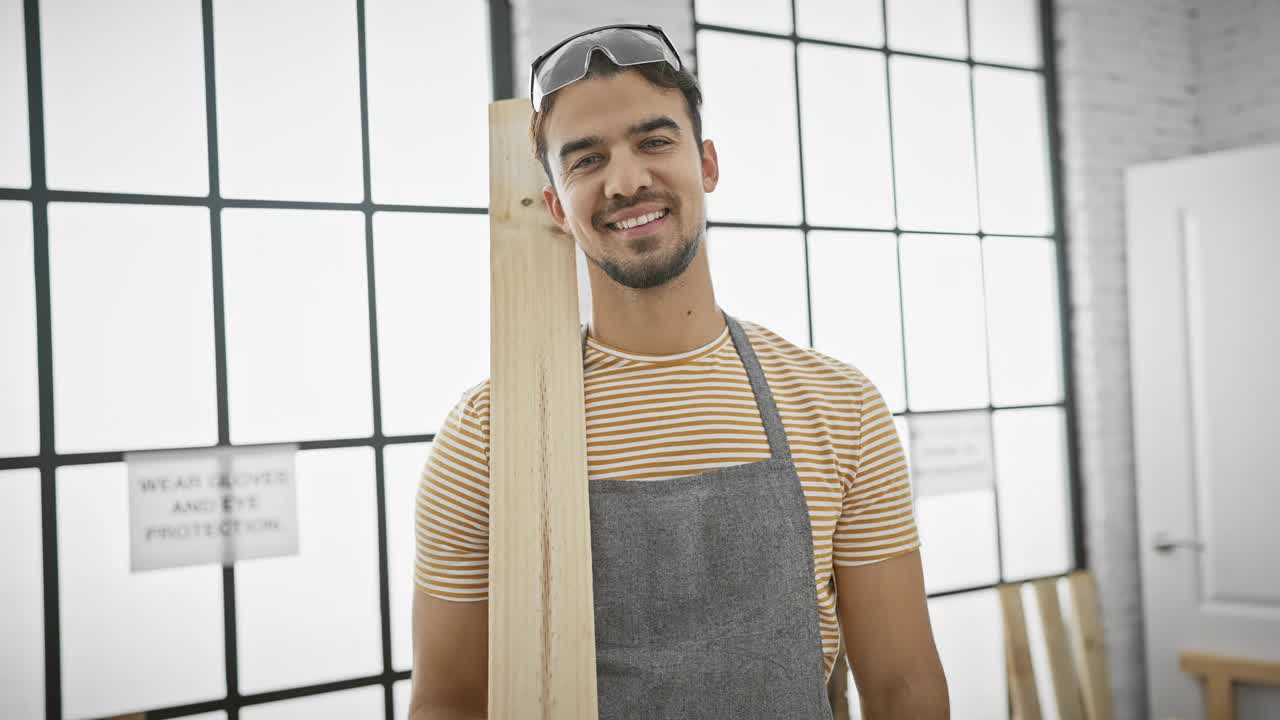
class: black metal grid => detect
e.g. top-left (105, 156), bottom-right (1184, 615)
top-left (689, 0), bottom-right (1085, 599)
top-left (2, 0), bottom-right (514, 718)
top-left (3, 0), bottom-right (1084, 716)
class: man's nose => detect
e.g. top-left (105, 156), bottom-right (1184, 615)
top-left (603, 151), bottom-right (653, 199)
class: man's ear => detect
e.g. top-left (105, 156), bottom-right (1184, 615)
top-left (543, 185), bottom-right (568, 230)
top-left (700, 139), bottom-right (720, 193)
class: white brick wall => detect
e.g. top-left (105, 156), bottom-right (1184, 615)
top-left (1053, 1), bottom-right (1279, 717)
top-left (1051, 3), bottom-right (1198, 717)
top-left (1194, 0), bottom-right (1280, 152)
top-left (512, 2), bottom-right (1280, 718)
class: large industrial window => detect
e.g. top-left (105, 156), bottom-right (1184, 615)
top-left (0, 0), bottom-right (508, 718)
top-left (692, 0), bottom-right (1079, 716)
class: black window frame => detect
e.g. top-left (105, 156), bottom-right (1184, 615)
top-left (0, 0), bottom-right (515, 717)
top-left (689, 0), bottom-right (1085, 602)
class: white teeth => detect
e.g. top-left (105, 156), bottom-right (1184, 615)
top-left (610, 209), bottom-right (667, 230)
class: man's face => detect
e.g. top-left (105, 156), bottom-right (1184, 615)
top-left (542, 70), bottom-right (719, 290)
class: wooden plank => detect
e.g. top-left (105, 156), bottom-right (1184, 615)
top-left (1033, 579), bottom-right (1086, 720)
top-left (1181, 651), bottom-right (1280, 686)
top-left (487, 97), bottom-right (598, 719)
top-left (1064, 571), bottom-right (1115, 720)
top-left (998, 583), bottom-right (1042, 720)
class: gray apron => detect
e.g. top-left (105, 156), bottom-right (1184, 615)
top-left (581, 312), bottom-right (834, 720)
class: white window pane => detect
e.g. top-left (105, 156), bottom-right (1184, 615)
top-left (237, 447), bottom-right (381, 692)
top-left (0, 469), bottom-right (42, 720)
top-left (707, 227), bottom-right (809, 347)
top-left (994, 407), bottom-right (1072, 580)
top-left (890, 57), bottom-right (978, 232)
top-left (0, 201), bottom-right (37, 457)
top-left (58, 463), bottom-right (225, 719)
top-left (49, 203), bottom-right (218, 454)
top-left (917, 490), bottom-right (999, 592)
top-left (796, 0), bottom-right (883, 46)
top-left (393, 679), bottom-right (411, 720)
top-left (697, 31), bottom-right (802, 225)
top-left (374, 212), bottom-right (488, 436)
top-left (984, 236), bottom-right (1063, 405)
top-left (894, 416), bottom-right (911, 475)
top-left (798, 45), bottom-right (894, 229)
top-left (384, 442), bottom-right (429, 672)
top-left (695, 0), bottom-right (792, 34)
top-left (367, 0), bottom-right (490, 206)
top-left (808, 231), bottom-right (905, 412)
top-left (974, 68), bottom-right (1053, 235)
top-left (928, 590), bottom-right (1009, 718)
top-left (0, 0), bottom-right (30, 188)
top-left (887, 0), bottom-right (967, 58)
top-left (971, 0), bottom-right (1041, 66)
top-left (40, 0), bottom-right (208, 195)
top-left (900, 234), bottom-right (989, 410)
top-left (222, 209), bottom-right (373, 444)
top-left (241, 685), bottom-right (384, 720)
top-left (214, 0), bottom-right (363, 202)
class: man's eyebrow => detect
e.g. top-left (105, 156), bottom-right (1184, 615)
top-left (559, 134), bottom-right (605, 165)
top-left (558, 116), bottom-right (684, 167)
top-left (627, 115), bottom-right (683, 137)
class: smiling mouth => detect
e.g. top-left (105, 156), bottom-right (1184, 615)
top-left (606, 208), bottom-right (670, 232)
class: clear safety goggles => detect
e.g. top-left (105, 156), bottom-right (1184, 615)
top-left (530, 24), bottom-right (683, 112)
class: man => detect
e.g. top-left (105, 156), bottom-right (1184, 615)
top-left (409, 24), bottom-right (948, 719)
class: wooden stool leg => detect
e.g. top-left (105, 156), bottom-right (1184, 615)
top-left (1206, 674), bottom-right (1234, 720)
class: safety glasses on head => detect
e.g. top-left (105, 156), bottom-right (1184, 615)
top-left (530, 24), bottom-right (683, 112)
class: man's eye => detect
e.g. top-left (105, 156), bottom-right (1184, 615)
top-left (572, 155), bottom-right (600, 170)
top-left (643, 138), bottom-right (671, 149)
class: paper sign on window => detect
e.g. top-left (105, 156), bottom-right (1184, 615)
top-left (126, 444), bottom-right (300, 572)
top-left (907, 411), bottom-right (994, 497)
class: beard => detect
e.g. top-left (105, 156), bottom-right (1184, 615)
top-left (587, 219), bottom-right (703, 290)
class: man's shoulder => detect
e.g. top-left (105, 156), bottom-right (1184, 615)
top-left (447, 378), bottom-right (491, 432)
top-left (739, 318), bottom-right (870, 394)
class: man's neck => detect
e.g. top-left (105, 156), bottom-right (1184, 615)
top-left (585, 250), bottom-right (724, 357)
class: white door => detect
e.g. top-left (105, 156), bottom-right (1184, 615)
top-left (1126, 143), bottom-right (1280, 719)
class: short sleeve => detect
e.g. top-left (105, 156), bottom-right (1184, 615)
top-left (413, 385), bottom-right (491, 601)
top-left (832, 375), bottom-right (921, 567)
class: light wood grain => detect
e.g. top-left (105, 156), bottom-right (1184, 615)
top-left (1181, 651), bottom-right (1280, 720)
top-left (999, 583), bottom-right (1043, 720)
top-left (1033, 579), bottom-right (1085, 720)
top-left (1206, 674), bottom-right (1234, 720)
top-left (1064, 571), bottom-right (1115, 720)
top-left (487, 97), bottom-right (599, 719)
top-left (1180, 652), bottom-right (1280, 686)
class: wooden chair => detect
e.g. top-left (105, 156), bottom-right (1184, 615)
top-left (826, 571), bottom-right (1113, 720)
top-left (1000, 571), bottom-right (1115, 720)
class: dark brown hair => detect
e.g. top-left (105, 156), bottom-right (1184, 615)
top-left (530, 52), bottom-right (704, 184)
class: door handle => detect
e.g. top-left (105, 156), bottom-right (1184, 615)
top-left (1152, 531), bottom-right (1205, 554)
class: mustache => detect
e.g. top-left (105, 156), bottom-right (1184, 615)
top-left (594, 192), bottom-right (679, 228)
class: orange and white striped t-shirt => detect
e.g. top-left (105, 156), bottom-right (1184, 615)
top-left (414, 318), bottom-right (921, 677)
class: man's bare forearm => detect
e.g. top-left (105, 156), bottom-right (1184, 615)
top-left (860, 671), bottom-right (950, 720)
top-left (408, 701), bottom-right (486, 720)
